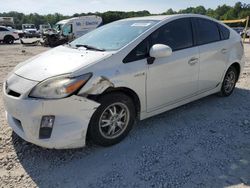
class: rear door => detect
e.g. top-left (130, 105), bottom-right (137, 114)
top-left (192, 18), bottom-right (229, 92)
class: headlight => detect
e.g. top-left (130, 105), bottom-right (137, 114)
top-left (29, 73), bottom-right (92, 99)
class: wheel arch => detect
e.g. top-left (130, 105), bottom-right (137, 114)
top-left (229, 62), bottom-right (241, 81)
top-left (88, 87), bottom-right (141, 119)
top-left (4, 35), bottom-right (14, 40)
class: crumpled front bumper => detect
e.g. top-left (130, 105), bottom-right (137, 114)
top-left (3, 80), bottom-right (100, 149)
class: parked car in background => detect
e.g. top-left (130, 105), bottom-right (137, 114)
top-left (3, 14), bottom-right (244, 149)
top-left (240, 28), bottom-right (250, 38)
top-left (22, 24), bottom-right (40, 38)
top-left (232, 27), bottom-right (244, 34)
top-left (0, 26), bottom-right (19, 44)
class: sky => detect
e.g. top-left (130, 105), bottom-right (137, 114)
top-left (0, 0), bottom-right (247, 15)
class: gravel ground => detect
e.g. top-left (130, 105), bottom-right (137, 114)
top-left (0, 42), bottom-right (250, 188)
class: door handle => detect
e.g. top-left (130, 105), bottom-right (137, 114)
top-left (221, 48), bottom-right (228, 54)
top-left (188, 57), bottom-right (199, 65)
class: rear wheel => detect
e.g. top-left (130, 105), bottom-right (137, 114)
top-left (218, 66), bottom-right (238, 97)
top-left (88, 92), bottom-right (135, 146)
top-left (4, 35), bottom-right (14, 44)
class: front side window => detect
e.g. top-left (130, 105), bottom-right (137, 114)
top-left (123, 18), bottom-right (194, 63)
top-left (151, 18), bottom-right (193, 51)
top-left (195, 18), bottom-right (220, 45)
top-left (71, 20), bottom-right (159, 51)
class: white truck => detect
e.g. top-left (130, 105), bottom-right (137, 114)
top-left (0, 17), bottom-right (14, 27)
top-left (42, 15), bottom-right (103, 47)
top-left (22, 24), bottom-right (40, 38)
top-left (54, 15), bottom-right (103, 38)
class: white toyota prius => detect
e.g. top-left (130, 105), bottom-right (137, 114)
top-left (3, 14), bottom-right (245, 149)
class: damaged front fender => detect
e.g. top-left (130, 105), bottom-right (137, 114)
top-left (79, 76), bottom-right (115, 96)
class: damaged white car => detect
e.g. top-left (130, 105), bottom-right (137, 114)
top-left (3, 14), bottom-right (244, 149)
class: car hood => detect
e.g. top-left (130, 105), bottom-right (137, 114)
top-left (14, 45), bottom-right (113, 81)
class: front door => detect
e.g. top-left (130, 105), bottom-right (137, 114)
top-left (146, 18), bottom-right (199, 112)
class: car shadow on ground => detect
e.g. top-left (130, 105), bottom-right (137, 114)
top-left (12, 87), bottom-right (250, 188)
top-left (0, 43), bottom-right (20, 46)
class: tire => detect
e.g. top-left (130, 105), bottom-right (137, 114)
top-left (88, 92), bottom-right (136, 146)
top-left (218, 66), bottom-right (238, 97)
top-left (4, 35), bottom-right (14, 44)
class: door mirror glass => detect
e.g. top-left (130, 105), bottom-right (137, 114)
top-left (149, 44), bottom-right (172, 58)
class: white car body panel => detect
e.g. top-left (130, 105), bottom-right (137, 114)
top-left (147, 47), bottom-right (199, 111)
top-left (198, 40), bottom-right (229, 92)
top-left (3, 14), bottom-right (245, 149)
top-left (15, 46), bottom-right (113, 81)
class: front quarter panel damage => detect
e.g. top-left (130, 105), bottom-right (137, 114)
top-left (79, 76), bottom-right (115, 96)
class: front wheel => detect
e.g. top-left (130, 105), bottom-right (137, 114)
top-left (218, 66), bottom-right (238, 97)
top-left (88, 92), bottom-right (135, 146)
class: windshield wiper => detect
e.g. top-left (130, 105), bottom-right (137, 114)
top-left (75, 44), bottom-right (105, 51)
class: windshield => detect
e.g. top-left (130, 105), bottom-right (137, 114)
top-left (42, 25), bottom-right (50, 29)
top-left (54, 24), bottom-right (63, 31)
top-left (70, 20), bottom-right (159, 51)
top-left (23, 25), bottom-right (35, 29)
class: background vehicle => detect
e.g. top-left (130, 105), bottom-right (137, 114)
top-left (240, 28), bottom-right (250, 38)
top-left (3, 15), bottom-right (244, 149)
top-left (0, 26), bottom-right (19, 44)
top-left (0, 17), bottom-right (14, 28)
top-left (232, 27), bottom-right (244, 34)
top-left (55, 15), bottom-right (102, 38)
top-left (42, 15), bottom-right (102, 47)
top-left (39, 24), bottom-right (51, 35)
top-left (22, 24), bottom-right (40, 38)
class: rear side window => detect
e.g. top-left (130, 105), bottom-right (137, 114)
top-left (151, 18), bottom-right (193, 51)
top-left (0, 27), bottom-right (8, 31)
top-left (195, 18), bottom-right (220, 45)
top-left (218, 24), bottom-right (230, 40)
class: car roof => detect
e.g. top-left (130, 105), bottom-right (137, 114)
top-left (121, 14), bottom-right (218, 22)
top-left (123, 15), bottom-right (176, 21)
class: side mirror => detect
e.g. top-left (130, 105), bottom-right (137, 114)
top-left (149, 44), bottom-right (172, 59)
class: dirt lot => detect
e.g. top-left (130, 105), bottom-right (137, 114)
top-left (0, 42), bottom-right (250, 188)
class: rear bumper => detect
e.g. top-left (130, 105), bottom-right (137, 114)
top-left (3, 85), bottom-right (100, 149)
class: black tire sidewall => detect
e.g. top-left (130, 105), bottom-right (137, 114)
top-left (220, 66), bottom-right (238, 97)
top-left (88, 92), bottom-right (136, 146)
top-left (4, 36), bottom-right (14, 44)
